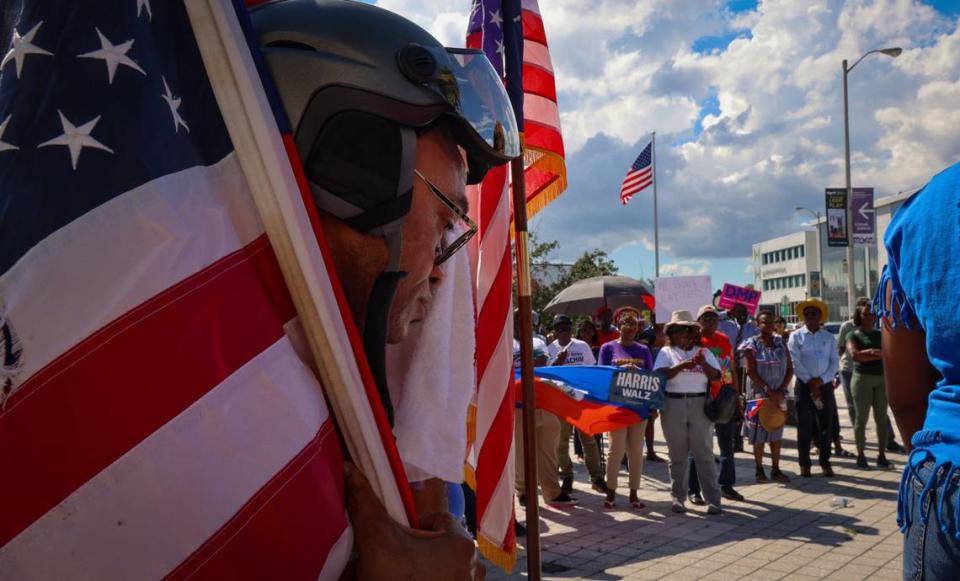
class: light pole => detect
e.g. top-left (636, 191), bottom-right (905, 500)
top-left (842, 47), bottom-right (901, 317)
top-left (795, 207), bottom-right (823, 298)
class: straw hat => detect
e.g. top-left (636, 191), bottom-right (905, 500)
top-left (759, 400), bottom-right (787, 432)
top-left (795, 299), bottom-right (829, 323)
top-left (664, 310), bottom-right (700, 334)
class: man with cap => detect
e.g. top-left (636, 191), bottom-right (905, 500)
top-left (688, 305), bottom-right (744, 504)
top-left (548, 315), bottom-right (607, 494)
top-left (787, 299), bottom-right (840, 477)
top-left (252, 1), bottom-right (522, 577)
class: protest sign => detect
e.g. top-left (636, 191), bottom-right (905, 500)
top-left (654, 275), bottom-right (712, 322)
top-left (608, 369), bottom-right (667, 413)
top-left (717, 283), bottom-right (762, 315)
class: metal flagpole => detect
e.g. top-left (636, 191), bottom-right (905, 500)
top-left (652, 131), bottom-right (660, 277)
top-left (511, 136), bottom-right (542, 581)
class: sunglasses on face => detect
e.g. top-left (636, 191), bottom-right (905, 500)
top-left (414, 169), bottom-right (478, 267)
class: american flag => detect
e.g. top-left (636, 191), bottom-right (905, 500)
top-left (0, 1), bottom-right (408, 577)
top-left (465, 0), bottom-right (521, 571)
top-left (620, 141), bottom-right (654, 205)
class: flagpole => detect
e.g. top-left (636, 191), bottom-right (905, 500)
top-left (652, 131), bottom-right (660, 278)
top-left (511, 136), bottom-right (543, 581)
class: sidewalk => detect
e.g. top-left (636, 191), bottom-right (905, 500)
top-left (487, 391), bottom-right (904, 580)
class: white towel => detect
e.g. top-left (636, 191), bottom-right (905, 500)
top-left (386, 250), bottom-right (475, 483)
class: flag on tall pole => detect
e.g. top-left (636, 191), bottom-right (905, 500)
top-left (620, 140), bottom-right (654, 205)
top-left (0, 1), bottom-right (411, 577)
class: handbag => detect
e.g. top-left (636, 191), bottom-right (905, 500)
top-left (704, 383), bottom-right (738, 424)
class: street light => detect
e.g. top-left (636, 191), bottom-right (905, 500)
top-left (842, 46), bottom-right (901, 317)
top-left (795, 207), bottom-right (824, 298)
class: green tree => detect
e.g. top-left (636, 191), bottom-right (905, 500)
top-left (515, 233), bottom-right (621, 330)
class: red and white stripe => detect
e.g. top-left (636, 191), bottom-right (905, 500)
top-left (467, 161), bottom-right (516, 565)
top-left (620, 165), bottom-right (653, 205)
top-left (519, 0), bottom-right (568, 216)
top-left (0, 154), bottom-right (351, 579)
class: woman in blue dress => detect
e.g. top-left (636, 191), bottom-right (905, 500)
top-left (875, 161), bottom-right (960, 578)
top-left (741, 311), bottom-right (793, 483)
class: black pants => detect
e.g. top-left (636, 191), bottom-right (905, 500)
top-left (797, 381), bottom-right (836, 468)
top-left (689, 420), bottom-right (736, 494)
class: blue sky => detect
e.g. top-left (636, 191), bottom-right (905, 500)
top-left (376, 0), bottom-right (960, 289)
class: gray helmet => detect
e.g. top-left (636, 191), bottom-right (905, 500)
top-left (250, 0), bottom-right (520, 237)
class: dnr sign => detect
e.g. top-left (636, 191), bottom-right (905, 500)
top-left (608, 369), bottom-right (667, 413)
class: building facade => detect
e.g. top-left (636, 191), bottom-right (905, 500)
top-left (753, 223), bottom-right (876, 324)
top-left (753, 231), bottom-right (818, 324)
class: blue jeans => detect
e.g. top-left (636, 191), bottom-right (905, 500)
top-left (902, 459), bottom-right (960, 580)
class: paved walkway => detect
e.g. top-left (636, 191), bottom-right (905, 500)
top-left (487, 392), bottom-right (904, 580)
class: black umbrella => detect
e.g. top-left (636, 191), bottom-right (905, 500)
top-left (543, 275), bottom-right (654, 316)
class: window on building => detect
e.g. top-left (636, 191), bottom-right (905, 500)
top-left (801, 274), bottom-right (806, 287)
top-left (763, 254), bottom-right (768, 265)
top-left (800, 245), bottom-right (805, 258)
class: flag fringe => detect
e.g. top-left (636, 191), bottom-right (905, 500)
top-left (524, 147), bottom-right (567, 219)
top-left (478, 531), bottom-right (517, 572)
top-left (463, 463), bottom-right (477, 490)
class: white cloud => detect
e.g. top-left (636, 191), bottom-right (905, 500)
top-left (374, 0), bottom-right (960, 268)
top-left (660, 259), bottom-right (712, 276)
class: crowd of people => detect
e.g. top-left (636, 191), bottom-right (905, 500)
top-left (514, 297), bottom-right (905, 519)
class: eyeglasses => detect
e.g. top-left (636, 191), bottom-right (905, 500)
top-left (414, 169), bottom-right (478, 266)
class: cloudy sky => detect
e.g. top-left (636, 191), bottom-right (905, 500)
top-left (370, 0), bottom-right (960, 286)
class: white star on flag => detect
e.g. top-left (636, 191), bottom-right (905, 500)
top-left (495, 39), bottom-right (505, 56)
top-left (137, 0), bottom-right (153, 21)
top-left (161, 76), bottom-right (190, 133)
top-left (489, 9), bottom-right (503, 28)
top-left (0, 115), bottom-right (18, 152)
top-left (38, 111), bottom-right (114, 170)
top-left (1, 21), bottom-right (53, 79)
top-left (78, 28), bottom-right (146, 84)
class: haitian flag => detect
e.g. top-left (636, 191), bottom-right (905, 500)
top-left (745, 398), bottom-right (764, 419)
top-left (516, 366), bottom-right (666, 436)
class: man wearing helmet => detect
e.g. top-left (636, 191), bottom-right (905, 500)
top-left (250, 0), bottom-right (519, 578)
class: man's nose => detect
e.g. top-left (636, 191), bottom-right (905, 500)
top-left (429, 261), bottom-right (446, 289)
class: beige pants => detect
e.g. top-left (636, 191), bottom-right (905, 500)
top-left (606, 421), bottom-right (647, 492)
top-left (515, 409), bottom-right (562, 502)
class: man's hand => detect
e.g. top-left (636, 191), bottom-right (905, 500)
top-left (554, 350), bottom-right (569, 365)
top-left (345, 463), bottom-right (485, 581)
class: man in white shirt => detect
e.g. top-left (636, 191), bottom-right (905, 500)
top-left (787, 299), bottom-right (840, 477)
top-left (547, 315), bottom-right (607, 494)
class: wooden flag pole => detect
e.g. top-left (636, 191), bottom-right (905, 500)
top-left (511, 137), bottom-right (542, 581)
